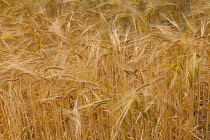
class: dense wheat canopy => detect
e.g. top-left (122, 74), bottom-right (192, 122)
top-left (0, 0), bottom-right (209, 139)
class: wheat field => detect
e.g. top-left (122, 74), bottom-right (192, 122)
top-left (0, 0), bottom-right (209, 139)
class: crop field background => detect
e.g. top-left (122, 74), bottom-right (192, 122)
top-left (0, 0), bottom-right (209, 139)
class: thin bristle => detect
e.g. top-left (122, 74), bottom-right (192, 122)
top-left (0, 0), bottom-right (209, 139)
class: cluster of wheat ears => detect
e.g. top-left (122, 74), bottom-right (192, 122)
top-left (0, 0), bottom-right (209, 139)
